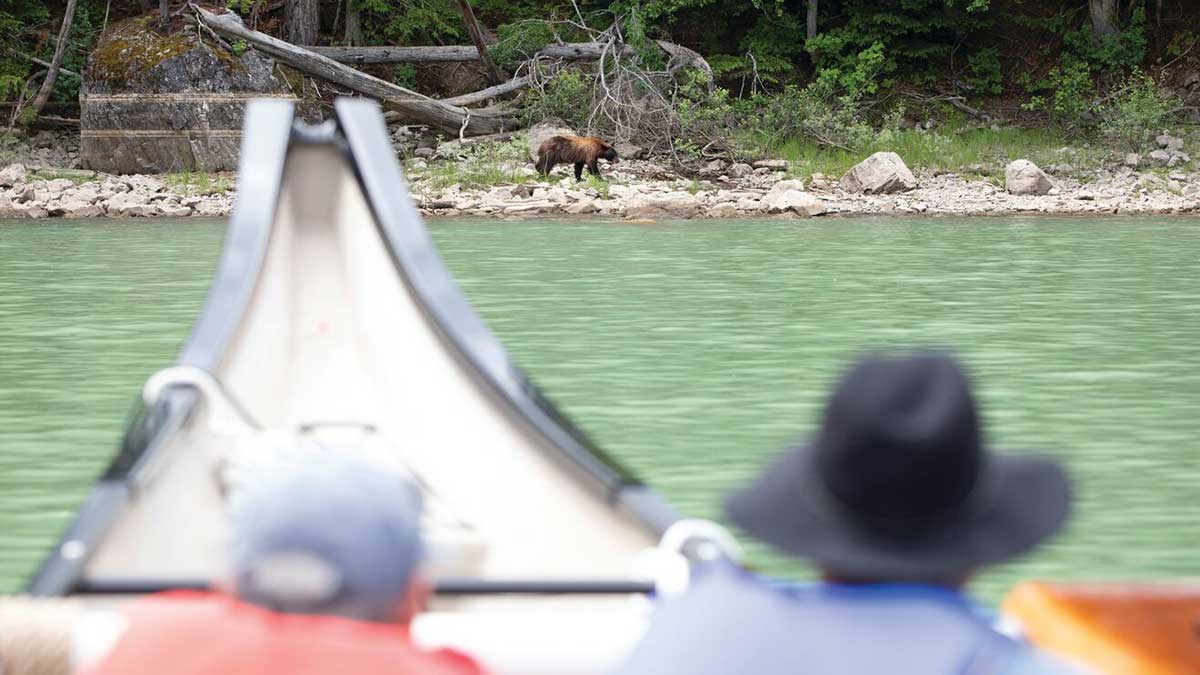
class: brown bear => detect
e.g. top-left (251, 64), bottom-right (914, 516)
top-left (535, 135), bottom-right (619, 181)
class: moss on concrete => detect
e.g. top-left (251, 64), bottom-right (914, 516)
top-left (89, 15), bottom-right (246, 86)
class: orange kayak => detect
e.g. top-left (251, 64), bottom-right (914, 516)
top-left (1002, 581), bottom-right (1200, 674)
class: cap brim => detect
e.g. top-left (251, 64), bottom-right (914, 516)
top-left (725, 443), bottom-right (1071, 581)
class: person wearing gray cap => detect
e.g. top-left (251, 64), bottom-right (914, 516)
top-left (613, 352), bottom-right (1080, 675)
top-left (83, 453), bottom-right (490, 675)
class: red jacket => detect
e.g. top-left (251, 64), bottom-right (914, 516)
top-left (84, 591), bottom-right (490, 675)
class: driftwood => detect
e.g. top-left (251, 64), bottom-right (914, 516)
top-left (315, 40), bottom-right (711, 74)
top-left (193, 6), bottom-right (515, 135)
top-left (311, 45), bottom-right (482, 64)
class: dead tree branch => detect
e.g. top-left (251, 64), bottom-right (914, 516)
top-left (192, 5), bottom-right (515, 135)
top-left (29, 0), bottom-right (78, 122)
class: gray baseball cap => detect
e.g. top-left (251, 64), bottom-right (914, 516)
top-left (228, 452), bottom-right (424, 622)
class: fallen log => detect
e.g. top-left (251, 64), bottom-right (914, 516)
top-left (443, 73), bottom-right (535, 107)
top-left (311, 45), bottom-right (482, 64)
top-left (314, 40), bottom-right (711, 76)
top-left (193, 6), bottom-right (515, 135)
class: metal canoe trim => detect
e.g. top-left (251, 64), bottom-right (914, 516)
top-left (333, 97), bottom-right (680, 533)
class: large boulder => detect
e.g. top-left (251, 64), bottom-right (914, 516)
top-left (840, 152), bottom-right (917, 194)
top-left (81, 13), bottom-right (299, 174)
top-left (1005, 159), bottom-right (1054, 195)
top-left (527, 121), bottom-right (576, 162)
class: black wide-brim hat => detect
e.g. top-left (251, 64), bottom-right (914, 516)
top-left (726, 353), bottom-right (1071, 581)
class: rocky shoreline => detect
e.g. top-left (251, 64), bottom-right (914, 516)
top-left (1, 130), bottom-right (1199, 221)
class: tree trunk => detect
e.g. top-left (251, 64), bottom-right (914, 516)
top-left (343, 0), bottom-right (364, 46)
top-left (284, 0), bottom-right (320, 46)
top-left (456, 0), bottom-right (503, 86)
top-left (159, 0), bottom-right (169, 31)
top-left (196, 8), bottom-right (514, 135)
top-left (806, 0), bottom-right (817, 41)
top-left (1089, 0), bottom-right (1119, 40)
top-left (28, 0), bottom-right (77, 121)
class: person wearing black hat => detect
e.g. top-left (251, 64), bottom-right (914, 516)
top-left (614, 352), bottom-right (1079, 674)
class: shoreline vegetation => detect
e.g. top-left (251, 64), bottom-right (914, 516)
top-left (1, 1), bottom-right (1199, 220)
top-left (1, 125), bottom-right (1199, 220)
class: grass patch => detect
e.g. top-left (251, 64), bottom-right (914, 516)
top-left (584, 174), bottom-right (612, 198)
top-left (166, 171), bottom-right (233, 195)
top-left (415, 139), bottom-right (538, 190)
top-left (769, 123), bottom-right (1113, 180)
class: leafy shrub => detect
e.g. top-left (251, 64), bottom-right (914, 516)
top-left (1023, 58), bottom-right (1096, 128)
top-left (520, 68), bottom-right (591, 130)
top-left (1097, 71), bottom-right (1179, 149)
top-left (392, 63), bottom-right (417, 90)
top-left (673, 70), bottom-right (737, 157)
top-left (744, 42), bottom-right (884, 152)
top-left (966, 47), bottom-right (1002, 96)
top-left (490, 20), bottom-right (558, 67)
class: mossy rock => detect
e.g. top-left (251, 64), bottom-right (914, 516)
top-left (84, 14), bottom-right (278, 94)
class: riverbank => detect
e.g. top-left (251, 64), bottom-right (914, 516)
top-left (2, 130), bottom-right (1199, 220)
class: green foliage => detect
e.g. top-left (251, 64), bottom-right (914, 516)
top-left (966, 47), bottom-right (1002, 96)
top-left (355, 0), bottom-right (466, 47)
top-left (226, 0), bottom-right (255, 12)
top-left (231, 40), bottom-right (249, 56)
top-left (1098, 71), bottom-right (1179, 149)
top-left (805, 0), bottom-right (993, 86)
top-left (1023, 58), bottom-right (1095, 127)
top-left (392, 63), bottom-right (417, 89)
top-left (673, 70), bottom-right (737, 157)
top-left (520, 68), bottom-right (591, 129)
top-left (490, 20), bottom-right (558, 67)
top-left (420, 138), bottom-right (533, 189)
top-left (1061, 6), bottom-right (1148, 74)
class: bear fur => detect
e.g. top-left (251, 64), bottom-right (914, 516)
top-left (535, 135), bottom-right (619, 181)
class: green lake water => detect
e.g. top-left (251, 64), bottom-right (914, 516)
top-left (1, 216), bottom-right (1198, 602)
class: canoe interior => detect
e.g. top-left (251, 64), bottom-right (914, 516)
top-left (29, 99), bottom-right (678, 598)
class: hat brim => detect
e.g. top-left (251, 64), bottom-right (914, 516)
top-left (725, 443), bottom-right (1070, 581)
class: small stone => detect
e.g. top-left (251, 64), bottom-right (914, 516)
top-left (707, 202), bottom-right (738, 218)
top-left (1148, 149), bottom-right (1172, 166)
top-left (728, 163), bottom-right (753, 178)
top-left (614, 143), bottom-right (645, 160)
top-left (159, 204), bottom-right (193, 218)
top-left (1124, 153), bottom-right (1141, 167)
top-left (735, 197), bottom-right (762, 212)
top-left (761, 189), bottom-right (827, 217)
top-left (414, 147), bottom-right (435, 159)
top-left (1168, 170), bottom-right (1188, 181)
top-left (752, 159), bottom-right (789, 171)
top-left (1155, 134), bottom-right (1184, 151)
top-left (564, 199), bottom-right (599, 214)
top-left (0, 163), bottom-right (28, 188)
top-left (767, 179), bottom-right (806, 194)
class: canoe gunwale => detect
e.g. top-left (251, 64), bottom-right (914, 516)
top-left (27, 98), bottom-right (679, 597)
